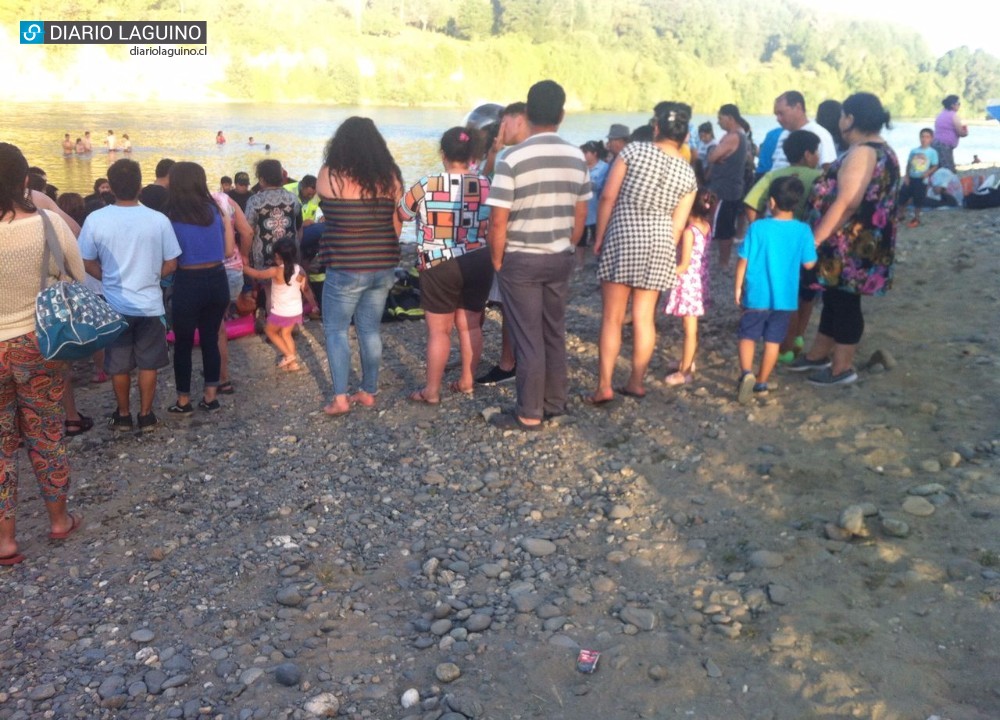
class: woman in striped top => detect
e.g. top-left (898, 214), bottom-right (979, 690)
top-left (316, 118), bottom-right (403, 416)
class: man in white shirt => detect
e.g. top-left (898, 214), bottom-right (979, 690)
top-left (771, 91), bottom-right (837, 170)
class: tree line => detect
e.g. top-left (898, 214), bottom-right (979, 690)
top-left (5, 0), bottom-right (998, 115)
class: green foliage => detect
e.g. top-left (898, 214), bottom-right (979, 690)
top-left (3, 0), bottom-right (999, 116)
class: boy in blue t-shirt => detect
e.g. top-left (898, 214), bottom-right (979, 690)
top-left (897, 128), bottom-right (939, 228)
top-left (734, 176), bottom-right (817, 403)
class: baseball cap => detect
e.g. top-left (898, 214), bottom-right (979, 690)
top-left (607, 124), bottom-right (630, 140)
top-left (234, 171), bottom-right (250, 185)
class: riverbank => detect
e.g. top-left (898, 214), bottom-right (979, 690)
top-left (3, 207), bottom-right (999, 719)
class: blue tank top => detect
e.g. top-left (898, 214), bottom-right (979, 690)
top-left (171, 208), bottom-right (224, 265)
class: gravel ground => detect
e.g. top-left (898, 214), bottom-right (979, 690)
top-left (3, 207), bottom-right (1000, 720)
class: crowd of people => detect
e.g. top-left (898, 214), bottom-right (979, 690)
top-left (2, 79), bottom-right (944, 562)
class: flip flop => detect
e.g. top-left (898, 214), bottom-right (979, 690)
top-left (615, 386), bottom-right (646, 400)
top-left (49, 513), bottom-right (83, 540)
top-left (581, 393), bottom-right (615, 406)
top-left (350, 392), bottom-right (377, 408)
top-left (489, 412), bottom-right (543, 431)
top-left (408, 389), bottom-right (440, 406)
top-left (323, 402), bottom-right (351, 417)
top-left (0, 552), bottom-right (26, 566)
top-left (449, 381), bottom-right (473, 395)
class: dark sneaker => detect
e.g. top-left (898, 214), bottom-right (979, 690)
top-left (475, 364), bottom-right (516, 386)
top-left (198, 398), bottom-right (221, 412)
top-left (786, 355), bottom-right (832, 373)
top-left (752, 382), bottom-right (770, 397)
top-left (737, 371), bottom-right (756, 405)
top-left (167, 402), bottom-right (194, 415)
top-left (807, 367), bottom-right (858, 386)
top-left (137, 412), bottom-right (158, 432)
top-left (109, 410), bottom-right (134, 431)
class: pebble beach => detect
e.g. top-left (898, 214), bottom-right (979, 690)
top-left (2, 206), bottom-right (999, 720)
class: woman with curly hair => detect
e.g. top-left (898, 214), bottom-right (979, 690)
top-left (316, 117), bottom-right (403, 416)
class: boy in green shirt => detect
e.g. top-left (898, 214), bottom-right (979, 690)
top-left (743, 130), bottom-right (823, 364)
top-left (743, 130), bottom-right (822, 223)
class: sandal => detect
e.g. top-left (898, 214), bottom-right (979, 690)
top-left (49, 513), bottom-right (83, 540)
top-left (91, 371), bottom-right (109, 384)
top-left (64, 414), bottom-right (94, 437)
top-left (408, 389), bottom-right (440, 405)
top-left (277, 356), bottom-right (297, 369)
top-left (449, 381), bottom-right (473, 395)
top-left (350, 391), bottom-right (376, 408)
top-left (217, 381), bottom-right (235, 395)
top-left (281, 360), bottom-right (303, 372)
top-left (323, 401), bottom-right (351, 417)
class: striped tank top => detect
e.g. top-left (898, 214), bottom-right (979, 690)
top-left (317, 197), bottom-right (400, 272)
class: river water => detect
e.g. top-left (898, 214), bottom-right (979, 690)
top-left (4, 102), bottom-right (998, 198)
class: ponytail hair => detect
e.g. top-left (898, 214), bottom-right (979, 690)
top-left (719, 103), bottom-right (745, 125)
top-left (273, 239), bottom-right (298, 285)
top-left (652, 101), bottom-right (691, 143)
top-left (440, 126), bottom-right (478, 165)
top-left (842, 92), bottom-right (892, 133)
top-left (688, 187), bottom-right (716, 221)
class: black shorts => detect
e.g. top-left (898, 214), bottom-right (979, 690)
top-left (818, 289), bottom-right (864, 345)
top-left (713, 199), bottom-right (742, 241)
top-left (799, 267), bottom-right (819, 302)
top-left (419, 250), bottom-right (493, 315)
top-left (898, 177), bottom-right (928, 209)
top-left (104, 315), bottom-right (169, 374)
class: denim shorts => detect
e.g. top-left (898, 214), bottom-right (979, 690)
top-left (738, 309), bottom-right (792, 344)
top-left (226, 268), bottom-right (245, 302)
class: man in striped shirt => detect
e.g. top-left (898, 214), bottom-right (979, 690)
top-left (486, 79), bottom-right (591, 430)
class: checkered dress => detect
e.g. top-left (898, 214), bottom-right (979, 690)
top-left (597, 143), bottom-right (698, 291)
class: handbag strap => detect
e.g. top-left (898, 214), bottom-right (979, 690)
top-left (38, 210), bottom-right (75, 291)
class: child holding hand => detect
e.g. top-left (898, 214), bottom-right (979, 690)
top-left (734, 176), bottom-right (817, 403)
top-left (242, 239), bottom-right (314, 372)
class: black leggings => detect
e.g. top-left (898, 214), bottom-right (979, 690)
top-left (172, 266), bottom-right (230, 394)
top-left (818, 288), bottom-right (864, 345)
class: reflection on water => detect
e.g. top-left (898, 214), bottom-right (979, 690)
top-left (4, 103), bottom-right (456, 197)
top-left (4, 102), bottom-right (999, 196)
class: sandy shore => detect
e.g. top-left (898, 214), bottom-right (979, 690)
top-left (2, 206), bottom-right (999, 720)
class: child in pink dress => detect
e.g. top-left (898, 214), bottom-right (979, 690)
top-left (663, 188), bottom-right (714, 385)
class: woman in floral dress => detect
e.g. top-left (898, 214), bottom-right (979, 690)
top-left (789, 93), bottom-right (901, 386)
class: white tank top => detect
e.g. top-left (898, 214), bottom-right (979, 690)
top-left (270, 264), bottom-right (303, 317)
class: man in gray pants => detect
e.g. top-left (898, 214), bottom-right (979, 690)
top-left (486, 80), bottom-right (591, 430)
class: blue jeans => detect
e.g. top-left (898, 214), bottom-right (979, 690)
top-left (322, 268), bottom-right (395, 397)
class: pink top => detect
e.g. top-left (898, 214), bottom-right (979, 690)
top-left (934, 110), bottom-right (959, 148)
top-left (212, 191), bottom-right (242, 272)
